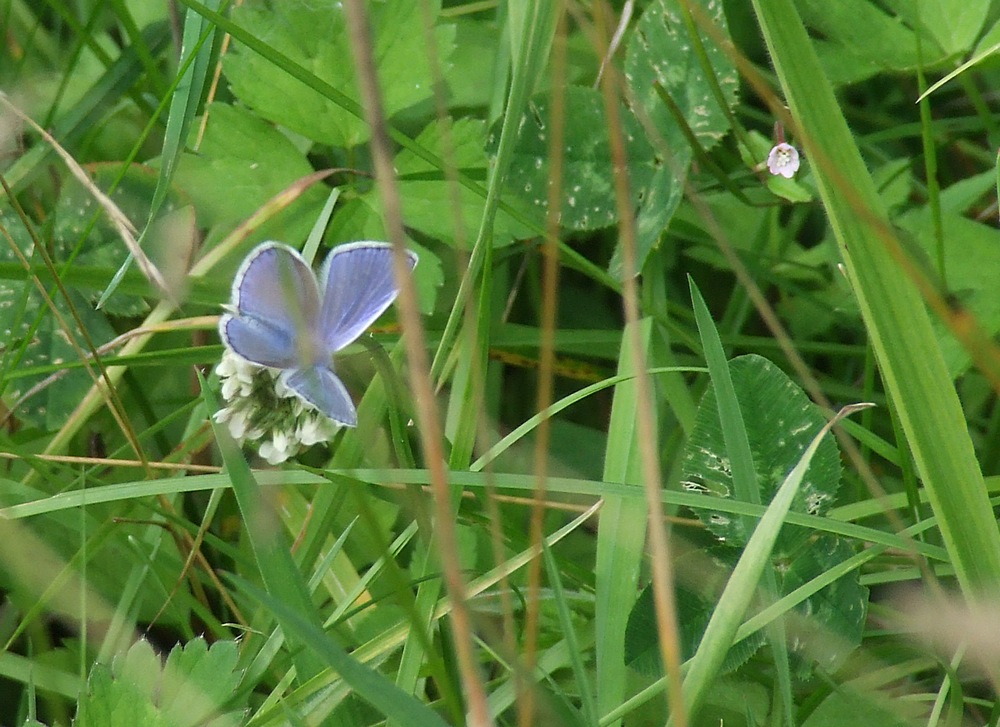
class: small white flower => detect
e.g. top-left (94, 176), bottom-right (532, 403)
top-left (258, 441), bottom-right (283, 465)
top-left (297, 415), bottom-right (339, 446)
top-left (216, 356), bottom-right (237, 378)
top-left (221, 374), bottom-right (243, 400)
top-left (214, 348), bottom-right (340, 463)
top-left (227, 409), bottom-right (249, 440)
top-left (767, 142), bottom-right (800, 178)
top-left (260, 429), bottom-right (297, 464)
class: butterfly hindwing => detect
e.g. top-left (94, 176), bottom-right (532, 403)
top-left (283, 366), bottom-right (357, 427)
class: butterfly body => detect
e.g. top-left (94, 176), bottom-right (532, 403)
top-left (220, 241), bottom-right (417, 427)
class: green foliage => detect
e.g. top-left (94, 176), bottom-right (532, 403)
top-left (795, 0), bottom-right (990, 84)
top-left (681, 355), bottom-right (841, 551)
top-left (4, 0), bottom-right (1000, 725)
top-left (173, 102), bottom-right (325, 244)
top-left (498, 0), bottom-right (740, 277)
top-left (615, 0), bottom-right (738, 276)
top-left (499, 85), bottom-right (654, 232)
top-left (0, 164), bottom-right (181, 429)
top-left (626, 355), bottom-right (866, 681)
top-left (74, 639), bottom-right (245, 727)
top-left (225, 0), bottom-right (455, 148)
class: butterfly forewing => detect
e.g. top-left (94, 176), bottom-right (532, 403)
top-left (318, 242), bottom-right (417, 353)
top-left (221, 243), bottom-right (322, 368)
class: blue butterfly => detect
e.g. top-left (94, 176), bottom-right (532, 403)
top-left (219, 241), bottom-right (417, 427)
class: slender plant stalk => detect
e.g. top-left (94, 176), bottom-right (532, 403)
top-left (340, 2), bottom-right (492, 725)
top-left (593, 2), bottom-right (687, 724)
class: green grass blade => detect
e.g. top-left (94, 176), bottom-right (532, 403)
top-left (226, 574), bottom-right (450, 727)
top-left (98, 0), bottom-right (221, 306)
top-left (543, 540), bottom-right (599, 726)
top-left (689, 278), bottom-right (793, 726)
top-left (200, 373), bottom-right (326, 682)
top-left (751, 0), bottom-right (1000, 596)
top-left (596, 317), bottom-right (654, 726)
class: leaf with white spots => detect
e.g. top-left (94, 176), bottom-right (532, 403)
top-left (606, 0), bottom-right (739, 277)
top-left (624, 0), bottom-right (739, 152)
top-left (680, 354), bottom-right (841, 555)
top-left (779, 534), bottom-right (868, 677)
top-left (674, 354), bottom-right (866, 676)
top-left (53, 163), bottom-right (183, 316)
top-left (495, 85), bottom-right (657, 233)
top-left (0, 221), bottom-right (118, 431)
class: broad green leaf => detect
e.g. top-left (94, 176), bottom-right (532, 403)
top-left (898, 209), bottom-right (1000, 377)
top-left (224, 0), bottom-right (455, 148)
top-left (0, 231), bottom-right (116, 432)
top-left (625, 562), bottom-right (765, 678)
top-left (53, 163), bottom-right (183, 316)
top-left (678, 403), bottom-right (866, 720)
top-left (444, 16), bottom-right (505, 109)
top-left (498, 85), bottom-right (655, 232)
top-left (614, 0), bottom-right (739, 276)
top-left (625, 0), bottom-right (738, 150)
top-left (883, 0), bottom-right (989, 57)
top-left (348, 117), bottom-right (535, 247)
top-left (777, 535), bottom-right (868, 675)
top-left (172, 102), bottom-right (325, 244)
top-left (795, 0), bottom-right (951, 84)
top-left (74, 639), bottom-right (245, 727)
top-left (680, 354), bottom-right (841, 554)
top-left (159, 639), bottom-right (242, 722)
top-left (802, 685), bottom-right (920, 727)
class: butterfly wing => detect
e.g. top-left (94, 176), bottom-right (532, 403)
top-left (282, 366), bottom-right (357, 427)
top-left (318, 242), bottom-right (418, 353)
top-left (220, 243), bottom-right (322, 368)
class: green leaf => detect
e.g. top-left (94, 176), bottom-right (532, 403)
top-left (802, 685), bottom-right (920, 727)
top-left (625, 566), bottom-right (765, 678)
top-left (898, 209), bottom-right (1000, 377)
top-left (172, 102), bottom-right (325, 242)
top-left (680, 354), bottom-right (842, 554)
top-left (611, 0), bottom-right (739, 276)
top-left (348, 117), bottom-right (535, 247)
top-left (624, 0), bottom-right (738, 151)
top-left (753, 0), bottom-right (1000, 596)
top-left (886, 0), bottom-right (989, 57)
top-left (53, 163), bottom-right (183, 316)
top-left (795, 0), bottom-right (958, 84)
top-left (678, 403), bottom-right (864, 720)
top-left (499, 85), bottom-right (655, 232)
top-left (0, 227), bottom-right (117, 431)
top-left (777, 535), bottom-right (868, 675)
top-left (224, 0), bottom-right (455, 148)
top-left (74, 639), bottom-right (245, 727)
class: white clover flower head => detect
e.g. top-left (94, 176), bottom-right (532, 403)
top-left (767, 142), bottom-right (800, 179)
top-left (214, 348), bottom-right (342, 463)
